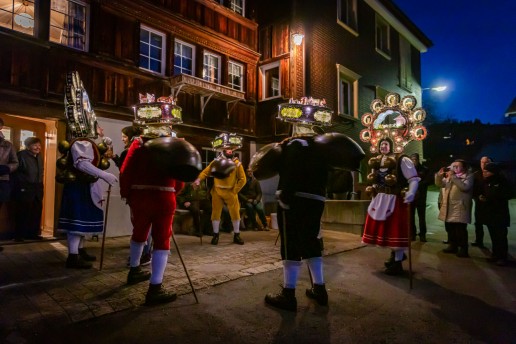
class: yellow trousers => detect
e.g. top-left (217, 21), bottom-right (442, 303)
top-left (211, 187), bottom-right (240, 221)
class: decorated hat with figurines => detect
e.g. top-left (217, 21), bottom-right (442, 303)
top-left (277, 97), bottom-right (333, 127)
top-left (133, 93), bottom-right (182, 127)
top-left (211, 133), bottom-right (243, 151)
top-left (359, 92), bottom-right (427, 154)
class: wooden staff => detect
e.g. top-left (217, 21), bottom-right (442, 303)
top-left (171, 231), bottom-right (199, 304)
top-left (407, 201), bottom-right (413, 289)
top-left (99, 185), bottom-right (112, 271)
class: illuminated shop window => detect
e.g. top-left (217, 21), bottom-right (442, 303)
top-left (50, 0), bottom-right (89, 51)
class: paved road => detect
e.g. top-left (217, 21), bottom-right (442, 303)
top-left (1, 220), bottom-right (515, 343)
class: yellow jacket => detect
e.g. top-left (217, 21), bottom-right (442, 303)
top-left (198, 158), bottom-right (246, 194)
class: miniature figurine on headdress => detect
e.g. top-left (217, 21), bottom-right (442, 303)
top-left (194, 132), bottom-right (246, 245)
top-left (360, 92), bottom-right (427, 276)
top-left (120, 92), bottom-right (201, 306)
top-left (249, 97), bottom-right (365, 312)
top-left (56, 71), bottom-right (119, 270)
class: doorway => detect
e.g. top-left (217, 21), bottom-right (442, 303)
top-left (0, 114), bottom-right (58, 239)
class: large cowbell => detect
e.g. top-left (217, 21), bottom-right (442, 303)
top-left (209, 156), bottom-right (236, 179)
top-left (249, 142), bottom-right (282, 180)
top-left (314, 133), bottom-right (365, 171)
top-left (144, 137), bottom-right (202, 182)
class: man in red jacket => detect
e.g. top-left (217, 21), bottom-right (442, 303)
top-left (120, 128), bottom-right (184, 305)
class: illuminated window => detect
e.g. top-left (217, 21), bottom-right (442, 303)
top-left (228, 61), bottom-right (244, 91)
top-left (139, 25), bottom-right (166, 75)
top-left (220, 0), bottom-right (244, 16)
top-left (375, 15), bottom-right (390, 59)
top-left (337, 0), bottom-right (357, 35)
top-left (0, 126), bottom-right (12, 141)
top-left (260, 61), bottom-right (280, 100)
top-left (50, 0), bottom-right (88, 51)
top-left (174, 40), bottom-right (195, 75)
top-left (203, 52), bottom-right (221, 84)
top-left (0, 0), bottom-right (35, 35)
top-left (337, 64), bottom-right (361, 118)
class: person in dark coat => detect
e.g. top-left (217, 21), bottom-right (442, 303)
top-left (13, 137), bottom-right (44, 241)
top-left (409, 153), bottom-right (431, 242)
top-left (471, 156), bottom-right (492, 248)
top-left (238, 169), bottom-right (269, 230)
top-left (476, 162), bottom-right (513, 266)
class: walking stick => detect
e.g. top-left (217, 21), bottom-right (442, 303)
top-left (99, 185), bottom-right (112, 271)
top-left (171, 232), bottom-right (199, 304)
top-left (407, 202), bottom-right (413, 289)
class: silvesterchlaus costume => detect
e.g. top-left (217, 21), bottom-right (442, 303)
top-left (195, 133), bottom-right (246, 245)
top-left (360, 93), bottom-right (427, 276)
top-left (120, 95), bottom-right (201, 305)
top-left (56, 71), bottom-right (117, 269)
top-left (250, 97), bottom-right (365, 311)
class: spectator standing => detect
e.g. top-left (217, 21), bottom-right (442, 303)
top-left (471, 156), bottom-right (492, 248)
top-left (477, 162), bottom-right (512, 266)
top-left (409, 153), bottom-right (431, 242)
top-left (435, 159), bottom-right (474, 258)
top-left (13, 137), bottom-right (44, 241)
top-left (239, 169), bottom-right (269, 230)
top-left (0, 117), bottom-right (19, 250)
top-left (112, 126), bottom-right (142, 169)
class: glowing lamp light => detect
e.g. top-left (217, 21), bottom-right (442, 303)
top-left (14, 12), bottom-right (34, 28)
top-left (292, 33), bottom-right (304, 46)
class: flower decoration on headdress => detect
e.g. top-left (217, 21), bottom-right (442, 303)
top-left (359, 93), bottom-right (427, 154)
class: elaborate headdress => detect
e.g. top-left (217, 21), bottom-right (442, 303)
top-left (211, 132), bottom-right (243, 151)
top-left (359, 93), bottom-right (427, 154)
top-left (64, 71), bottom-right (98, 139)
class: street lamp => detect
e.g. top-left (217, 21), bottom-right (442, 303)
top-left (422, 86), bottom-right (447, 92)
top-left (291, 33), bottom-right (304, 46)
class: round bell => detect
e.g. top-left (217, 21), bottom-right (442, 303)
top-left (144, 137), bottom-right (202, 182)
top-left (367, 172), bottom-right (376, 183)
top-left (368, 157), bottom-right (380, 169)
top-left (249, 142), bottom-right (283, 180)
top-left (384, 174), bottom-right (397, 186)
top-left (209, 157), bottom-right (236, 179)
top-left (58, 140), bottom-right (71, 154)
top-left (99, 158), bottom-right (110, 170)
top-left (365, 185), bottom-right (375, 197)
top-left (56, 157), bottom-right (68, 170)
top-left (97, 142), bottom-right (108, 155)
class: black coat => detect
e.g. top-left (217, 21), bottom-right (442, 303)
top-left (476, 173), bottom-right (512, 227)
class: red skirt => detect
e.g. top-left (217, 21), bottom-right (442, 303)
top-left (362, 197), bottom-right (410, 248)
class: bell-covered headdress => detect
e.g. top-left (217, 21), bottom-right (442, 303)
top-left (133, 94), bottom-right (182, 138)
top-left (359, 92), bottom-right (427, 154)
top-left (64, 71), bottom-right (98, 139)
top-left (277, 97), bottom-right (333, 135)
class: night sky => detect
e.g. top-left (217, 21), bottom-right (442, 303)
top-left (392, 0), bottom-right (516, 124)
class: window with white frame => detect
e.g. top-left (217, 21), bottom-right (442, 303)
top-left (375, 15), bottom-right (390, 58)
top-left (0, 0), bottom-right (35, 35)
top-left (203, 52), bottom-right (221, 84)
top-left (50, 0), bottom-right (89, 51)
top-left (139, 25), bottom-right (166, 75)
top-left (260, 61), bottom-right (280, 100)
top-left (228, 61), bottom-right (244, 91)
top-left (399, 37), bottom-right (412, 91)
top-left (174, 39), bottom-right (195, 75)
top-left (337, 64), bottom-right (361, 118)
top-left (337, 0), bottom-right (357, 35)
top-left (220, 0), bottom-right (244, 16)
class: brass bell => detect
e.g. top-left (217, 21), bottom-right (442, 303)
top-left (365, 185), bottom-right (374, 197)
top-left (383, 157), bottom-right (397, 169)
top-left (97, 142), bottom-right (108, 154)
top-left (384, 174), bottom-right (397, 186)
top-left (56, 157), bottom-right (68, 170)
top-left (99, 158), bottom-right (110, 170)
top-left (368, 157), bottom-right (380, 169)
top-left (58, 140), bottom-right (71, 154)
top-left (367, 172), bottom-right (376, 183)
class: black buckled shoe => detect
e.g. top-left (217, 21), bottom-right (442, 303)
top-left (211, 233), bottom-right (219, 245)
top-left (384, 261), bottom-right (403, 276)
top-left (233, 233), bottom-right (244, 245)
top-left (306, 283), bottom-right (328, 306)
top-left (265, 287), bottom-right (297, 312)
top-left (78, 248), bottom-right (97, 261)
top-left (145, 283), bottom-right (177, 306)
top-left (127, 266), bottom-right (151, 285)
top-left (384, 252), bottom-right (407, 268)
top-left (66, 254), bottom-right (92, 269)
